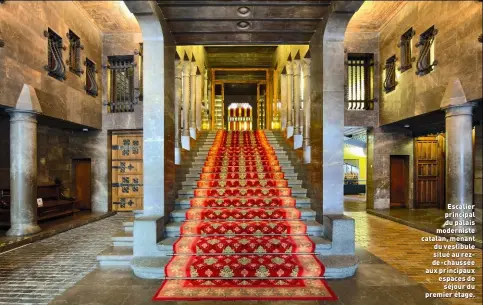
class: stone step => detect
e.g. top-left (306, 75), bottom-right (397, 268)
top-left (190, 160), bottom-right (293, 166)
top-left (184, 171), bottom-right (299, 179)
top-left (112, 231), bottom-right (133, 247)
top-left (130, 252), bottom-right (356, 279)
top-left (164, 220), bottom-right (324, 238)
top-left (157, 235), bottom-right (330, 256)
top-left (131, 257), bottom-right (171, 279)
top-left (188, 170), bottom-right (296, 177)
top-left (181, 178), bottom-right (302, 188)
top-left (123, 221), bottom-right (133, 233)
top-left (177, 186), bottom-right (306, 197)
top-left (193, 155), bottom-right (290, 161)
top-left (97, 246), bottom-right (133, 267)
top-left (174, 196), bottom-right (311, 209)
top-left (170, 207), bottom-right (316, 222)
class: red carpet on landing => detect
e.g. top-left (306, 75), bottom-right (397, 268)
top-left (153, 131), bottom-right (336, 301)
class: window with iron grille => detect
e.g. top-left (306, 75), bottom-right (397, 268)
top-left (398, 28), bottom-right (415, 73)
top-left (383, 55), bottom-right (397, 93)
top-left (416, 25), bottom-right (438, 76)
top-left (108, 55), bottom-right (137, 113)
top-left (44, 28), bottom-right (66, 81)
top-left (85, 58), bottom-right (98, 97)
top-left (67, 30), bottom-right (83, 76)
top-left (346, 53), bottom-right (374, 110)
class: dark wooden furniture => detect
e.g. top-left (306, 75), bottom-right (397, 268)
top-left (0, 184), bottom-right (79, 227)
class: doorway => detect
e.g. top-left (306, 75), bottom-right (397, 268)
top-left (414, 135), bottom-right (445, 209)
top-left (390, 155), bottom-right (409, 208)
top-left (72, 159), bottom-right (92, 210)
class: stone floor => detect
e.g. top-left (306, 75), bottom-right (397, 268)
top-left (0, 213), bottom-right (131, 305)
top-left (0, 211), bottom-right (114, 253)
top-left (0, 203), bottom-right (481, 305)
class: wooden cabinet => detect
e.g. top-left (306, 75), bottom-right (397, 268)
top-left (111, 132), bottom-right (143, 212)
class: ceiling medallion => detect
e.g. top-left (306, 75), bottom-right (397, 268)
top-left (237, 21), bottom-right (251, 30)
top-left (237, 6), bottom-right (251, 17)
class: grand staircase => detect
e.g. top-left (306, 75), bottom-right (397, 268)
top-left (97, 130), bottom-right (358, 282)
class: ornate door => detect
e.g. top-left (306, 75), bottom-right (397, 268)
top-left (111, 132), bottom-right (143, 211)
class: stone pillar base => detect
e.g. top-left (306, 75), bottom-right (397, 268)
top-left (303, 145), bottom-right (311, 164)
top-left (286, 126), bottom-right (294, 138)
top-left (174, 147), bottom-right (181, 165)
top-left (294, 134), bottom-right (303, 149)
top-left (189, 127), bottom-right (197, 140)
top-left (181, 135), bottom-right (190, 151)
top-left (7, 223), bottom-right (41, 236)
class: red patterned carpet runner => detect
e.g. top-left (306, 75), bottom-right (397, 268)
top-left (154, 131), bottom-right (336, 301)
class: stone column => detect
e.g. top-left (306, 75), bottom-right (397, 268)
top-left (6, 84), bottom-right (43, 236)
top-left (202, 69), bottom-right (209, 129)
top-left (181, 53), bottom-right (191, 150)
top-left (441, 78), bottom-right (474, 228)
top-left (280, 68), bottom-right (287, 130)
top-left (302, 51), bottom-right (311, 163)
top-left (293, 51), bottom-right (302, 149)
top-left (286, 56), bottom-right (294, 138)
top-left (309, 1), bottom-right (363, 216)
top-left (189, 55), bottom-right (197, 140)
top-left (174, 53), bottom-right (182, 165)
top-left (195, 68), bottom-right (202, 130)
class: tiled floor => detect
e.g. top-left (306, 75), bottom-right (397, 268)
top-left (0, 211), bottom-right (114, 253)
top-left (0, 213), bottom-right (131, 305)
top-left (0, 200), bottom-right (481, 305)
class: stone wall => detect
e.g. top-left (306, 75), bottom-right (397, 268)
top-left (0, 1), bottom-right (103, 129)
top-left (0, 119), bottom-right (107, 211)
top-left (379, 1), bottom-right (482, 125)
top-left (367, 126), bottom-right (414, 209)
top-left (343, 31), bottom-right (380, 127)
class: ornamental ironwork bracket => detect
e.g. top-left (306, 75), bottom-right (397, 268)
top-left (415, 26), bottom-right (438, 76)
top-left (383, 55), bottom-right (398, 93)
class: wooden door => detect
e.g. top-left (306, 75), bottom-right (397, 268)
top-left (74, 160), bottom-right (91, 210)
top-left (390, 156), bottom-right (408, 207)
top-left (111, 132), bottom-right (143, 211)
top-left (415, 136), bottom-right (444, 208)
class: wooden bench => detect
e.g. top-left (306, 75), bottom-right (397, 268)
top-left (0, 185), bottom-right (79, 227)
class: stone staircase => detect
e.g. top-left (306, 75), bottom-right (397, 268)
top-left (97, 130), bottom-right (358, 280)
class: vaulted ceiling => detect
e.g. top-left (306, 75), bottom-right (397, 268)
top-left (156, 0), bottom-right (331, 45)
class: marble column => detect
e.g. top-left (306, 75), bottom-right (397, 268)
top-left (202, 69), bottom-right (209, 130)
top-left (181, 53), bottom-right (191, 150)
top-left (302, 51), bottom-right (311, 163)
top-left (293, 51), bottom-right (302, 149)
top-left (195, 68), bottom-right (202, 131)
top-left (286, 56), bottom-right (294, 138)
top-left (6, 84), bottom-right (43, 236)
top-left (441, 78), bottom-right (474, 228)
top-left (189, 55), bottom-right (197, 140)
top-left (174, 53), bottom-right (182, 165)
top-left (280, 68), bottom-right (287, 130)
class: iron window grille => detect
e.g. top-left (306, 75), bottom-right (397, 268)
top-left (85, 58), bottom-right (98, 97)
top-left (398, 28), bottom-right (415, 73)
top-left (346, 53), bottom-right (375, 110)
top-left (383, 55), bottom-right (398, 93)
top-left (67, 30), bottom-right (83, 76)
top-left (415, 25), bottom-right (438, 76)
top-left (44, 28), bottom-right (66, 81)
top-left (107, 55), bottom-right (138, 113)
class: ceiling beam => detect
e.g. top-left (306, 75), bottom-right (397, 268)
top-left (157, 1), bottom-right (331, 7)
top-left (165, 17), bottom-right (323, 22)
